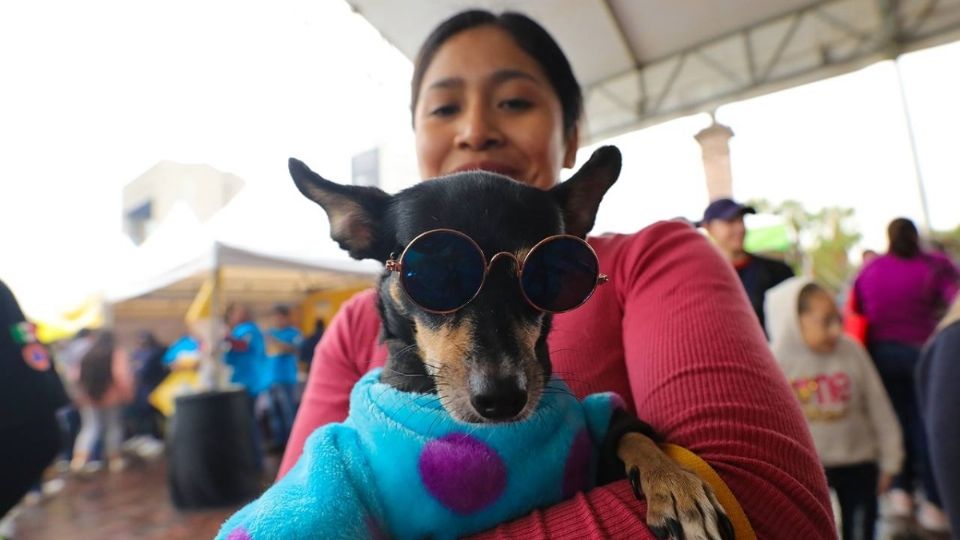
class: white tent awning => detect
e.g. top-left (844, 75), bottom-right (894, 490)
top-left (348, 0), bottom-right (960, 141)
top-left (105, 186), bottom-right (381, 308)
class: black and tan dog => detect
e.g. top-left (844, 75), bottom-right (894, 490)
top-left (289, 146), bottom-right (733, 539)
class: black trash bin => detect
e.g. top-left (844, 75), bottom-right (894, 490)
top-left (167, 388), bottom-right (261, 509)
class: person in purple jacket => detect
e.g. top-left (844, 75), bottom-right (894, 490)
top-left (918, 296), bottom-right (960, 534)
top-left (853, 217), bottom-right (959, 531)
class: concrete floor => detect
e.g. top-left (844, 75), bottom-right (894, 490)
top-left (11, 455), bottom-right (277, 540)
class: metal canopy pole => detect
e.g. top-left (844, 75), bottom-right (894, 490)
top-left (205, 261), bottom-right (224, 391)
top-left (892, 58), bottom-right (933, 231)
top-left (878, 0), bottom-right (933, 231)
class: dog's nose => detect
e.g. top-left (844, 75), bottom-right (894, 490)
top-left (469, 376), bottom-right (528, 421)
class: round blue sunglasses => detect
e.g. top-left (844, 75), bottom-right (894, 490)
top-left (385, 228), bottom-right (608, 314)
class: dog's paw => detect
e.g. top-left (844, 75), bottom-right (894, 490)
top-left (618, 433), bottom-right (734, 540)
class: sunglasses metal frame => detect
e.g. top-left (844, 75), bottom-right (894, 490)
top-left (385, 228), bottom-right (608, 314)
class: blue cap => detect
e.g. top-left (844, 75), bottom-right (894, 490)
top-left (696, 198), bottom-right (755, 227)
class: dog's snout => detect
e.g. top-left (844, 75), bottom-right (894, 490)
top-left (469, 374), bottom-right (527, 421)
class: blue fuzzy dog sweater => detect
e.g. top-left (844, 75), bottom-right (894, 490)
top-left (217, 369), bottom-right (624, 540)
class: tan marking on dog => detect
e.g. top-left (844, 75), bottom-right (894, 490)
top-left (414, 319), bottom-right (473, 371)
top-left (618, 432), bottom-right (727, 537)
top-left (413, 317), bottom-right (480, 421)
top-left (413, 317), bottom-right (473, 413)
top-left (388, 278), bottom-right (407, 314)
top-left (326, 202), bottom-right (372, 251)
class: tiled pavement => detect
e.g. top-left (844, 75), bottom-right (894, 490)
top-left (13, 455), bottom-right (277, 540)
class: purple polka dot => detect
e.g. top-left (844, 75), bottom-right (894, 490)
top-left (419, 433), bottom-right (506, 514)
top-left (227, 527), bottom-right (251, 540)
top-left (562, 428), bottom-right (592, 498)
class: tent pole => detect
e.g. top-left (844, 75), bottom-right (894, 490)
top-left (892, 59), bottom-right (933, 232)
top-left (208, 264), bottom-right (223, 390)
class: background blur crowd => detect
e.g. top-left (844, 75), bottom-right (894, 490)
top-left (4, 206), bottom-right (957, 539)
top-left (699, 204), bottom-right (960, 539)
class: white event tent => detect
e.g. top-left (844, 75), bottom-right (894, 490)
top-left (105, 183), bottom-right (380, 341)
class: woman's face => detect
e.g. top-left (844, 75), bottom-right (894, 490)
top-left (413, 26), bottom-right (578, 191)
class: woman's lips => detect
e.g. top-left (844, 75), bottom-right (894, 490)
top-left (451, 161), bottom-right (520, 178)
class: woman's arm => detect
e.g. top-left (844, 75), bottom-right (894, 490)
top-left (471, 221), bottom-right (834, 539)
top-left (619, 222), bottom-right (833, 538)
top-left (278, 289), bottom-right (382, 479)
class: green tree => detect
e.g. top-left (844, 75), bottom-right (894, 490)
top-left (747, 199), bottom-right (862, 293)
top-left (931, 224), bottom-right (960, 260)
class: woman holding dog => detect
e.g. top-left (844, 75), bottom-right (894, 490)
top-left (281, 10), bottom-right (834, 539)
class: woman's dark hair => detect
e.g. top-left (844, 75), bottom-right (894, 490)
top-left (887, 217), bottom-right (920, 258)
top-left (79, 330), bottom-right (116, 402)
top-left (797, 283), bottom-right (827, 315)
top-left (410, 10), bottom-right (583, 138)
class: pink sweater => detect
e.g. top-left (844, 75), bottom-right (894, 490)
top-left (854, 253), bottom-right (960, 347)
top-left (280, 221), bottom-right (834, 539)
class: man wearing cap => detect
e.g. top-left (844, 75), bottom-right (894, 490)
top-left (698, 198), bottom-right (794, 335)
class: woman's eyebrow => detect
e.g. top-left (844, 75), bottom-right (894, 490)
top-left (489, 69), bottom-right (540, 86)
top-left (426, 77), bottom-right (463, 91)
top-left (425, 69), bottom-right (541, 91)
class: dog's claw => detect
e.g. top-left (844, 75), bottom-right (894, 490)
top-left (650, 525), bottom-right (669, 539)
top-left (668, 518), bottom-right (685, 540)
top-left (628, 467), bottom-right (642, 500)
top-left (649, 518), bottom-right (685, 540)
top-left (619, 433), bottom-right (729, 540)
top-left (717, 511), bottom-right (735, 540)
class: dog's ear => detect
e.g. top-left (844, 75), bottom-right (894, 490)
top-left (289, 157), bottom-right (393, 262)
top-left (550, 146), bottom-right (621, 238)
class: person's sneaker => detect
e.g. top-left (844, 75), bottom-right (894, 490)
top-left (918, 502), bottom-right (950, 533)
top-left (886, 488), bottom-right (914, 518)
top-left (72, 460), bottom-right (103, 477)
top-left (22, 490), bottom-right (42, 507)
top-left (41, 478), bottom-right (65, 497)
top-left (135, 437), bottom-right (164, 460)
top-left (0, 506), bottom-right (17, 538)
top-left (108, 457), bottom-right (127, 473)
top-left (121, 435), bottom-right (142, 453)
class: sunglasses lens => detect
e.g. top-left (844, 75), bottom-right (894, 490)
top-left (522, 237), bottom-right (599, 312)
top-left (400, 231), bottom-right (485, 312)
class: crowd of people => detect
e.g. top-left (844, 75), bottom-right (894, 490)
top-left (3, 7), bottom-right (960, 540)
top-left (0, 290), bottom-right (325, 538)
top-left (699, 201), bottom-right (960, 539)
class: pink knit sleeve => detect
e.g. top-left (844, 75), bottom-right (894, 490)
top-left (470, 221), bottom-right (834, 539)
top-left (618, 221), bottom-right (834, 538)
top-left (278, 290), bottom-right (380, 479)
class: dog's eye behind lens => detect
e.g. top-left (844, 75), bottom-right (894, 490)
top-left (522, 238), bottom-right (598, 312)
top-left (402, 232), bottom-right (484, 312)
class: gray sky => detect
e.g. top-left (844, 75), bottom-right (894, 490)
top-left (1, 0), bottom-right (958, 317)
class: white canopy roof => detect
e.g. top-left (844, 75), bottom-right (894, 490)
top-left (105, 186), bottom-right (380, 319)
top-left (348, 0), bottom-right (960, 141)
